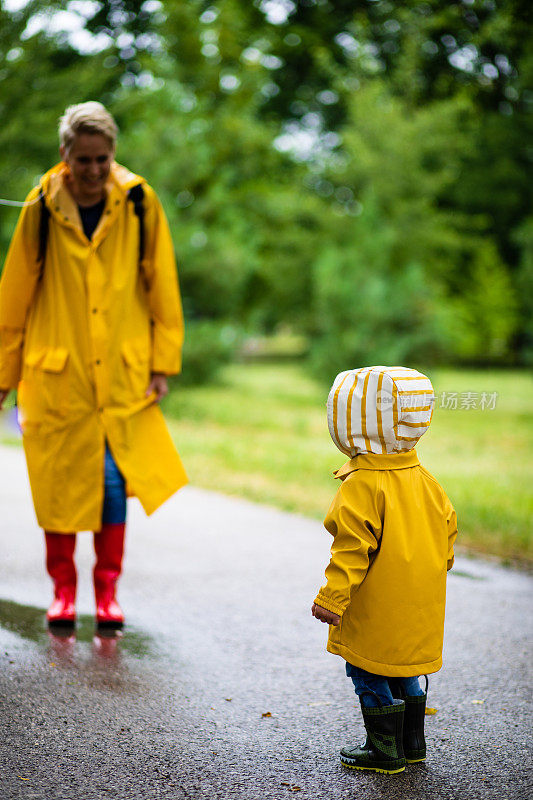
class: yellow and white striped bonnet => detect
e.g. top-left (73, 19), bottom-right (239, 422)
top-left (327, 366), bottom-right (435, 456)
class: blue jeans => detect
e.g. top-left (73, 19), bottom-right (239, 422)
top-left (102, 444), bottom-right (126, 525)
top-left (346, 663), bottom-right (424, 708)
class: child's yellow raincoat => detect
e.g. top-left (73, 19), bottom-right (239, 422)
top-left (314, 366), bottom-right (458, 677)
top-left (0, 162), bottom-right (187, 532)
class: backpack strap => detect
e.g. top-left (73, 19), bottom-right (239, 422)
top-left (128, 184), bottom-right (145, 266)
top-left (37, 186), bottom-right (50, 280)
top-left (37, 183), bottom-right (145, 281)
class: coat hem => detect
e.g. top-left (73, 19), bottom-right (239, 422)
top-left (139, 476), bottom-right (188, 516)
top-left (35, 518), bottom-right (102, 534)
top-left (326, 642), bottom-right (442, 677)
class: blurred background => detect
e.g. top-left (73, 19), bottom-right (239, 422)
top-left (0, 0), bottom-right (531, 564)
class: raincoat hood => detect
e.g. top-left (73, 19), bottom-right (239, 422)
top-left (327, 366), bottom-right (435, 457)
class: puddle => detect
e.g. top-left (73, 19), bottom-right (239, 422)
top-left (0, 597), bottom-right (153, 656)
top-left (0, 598), bottom-right (162, 696)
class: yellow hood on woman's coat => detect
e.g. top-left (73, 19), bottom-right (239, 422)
top-left (327, 366), bottom-right (435, 457)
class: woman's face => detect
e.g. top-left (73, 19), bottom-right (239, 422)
top-left (61, 133), bottom-right (114, 205)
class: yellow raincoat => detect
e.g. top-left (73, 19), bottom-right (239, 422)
top-left (314, 366), bottom-right (458, 677)
top-left (0, 162), bottom-right (187, 532)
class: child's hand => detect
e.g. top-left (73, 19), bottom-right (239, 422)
top-left (311, 603), bottom-right (340, 626)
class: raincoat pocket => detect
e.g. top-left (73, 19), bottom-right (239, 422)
top-left (18, 346), bottom-right (70, 432)
top-left (121, 338), bottom-right (150, 401)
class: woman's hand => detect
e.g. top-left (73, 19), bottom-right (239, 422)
top-left (311, 603), bottom-right (341, 626)
top-left (146, 372), bottom-right (168, 403)
top-left (0, 389), bottom-right (9, 411)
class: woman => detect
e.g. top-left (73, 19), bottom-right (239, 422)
top-left (0, 102), bottom-right (187, 627)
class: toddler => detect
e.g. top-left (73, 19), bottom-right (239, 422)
top-left (312, 366), bottom-right (457, 775)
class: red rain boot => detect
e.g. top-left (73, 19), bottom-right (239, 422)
top-left (93, 522), bottom-right (125, 627)
top-left (44, 532), bottom-right (77, 625)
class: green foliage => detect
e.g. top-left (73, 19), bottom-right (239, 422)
top-left (346, 0), bottom-right (529, 111)
top-left (306, 82), bottom-right (520, 378)
top-left (323, 81), bottom-right (469, 276)
top-left (513, 216), bottom-right (533, 364)
top-left (0, 0), bottom-right (531, 381)
top-left (113, 77), bottom-right (323, 329)
top-left (309, 193), bottom-right (453, 380)
top-left (448, 242), bottom-right (519, 362)
top-left (170, 319), bottom-right (241, 387)
top-left (0, 0), bottom-right (152, 257)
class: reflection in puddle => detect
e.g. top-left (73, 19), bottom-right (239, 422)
top-left (0, 599), bottom-right (159, 696)
top-left (0, 598), bottom-right (153, 657)
top-left (47, 628), bottom-right (76, 665)
top-left (46, 629), bottom-right (125, 668)
top-left (92, 629), bottom-right (123, 665)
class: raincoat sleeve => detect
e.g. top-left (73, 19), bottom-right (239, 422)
top-left (142, 185), bottom-right (184, 375)
top-left (0, 188), bottom-right (41, 389)
top-left (444, 493), bottom-right (458, 571)
top-left (314, 473), bottom-right (382, 617)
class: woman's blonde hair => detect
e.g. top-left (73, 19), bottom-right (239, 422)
top-left (59, 101), bottom-right (118, 151)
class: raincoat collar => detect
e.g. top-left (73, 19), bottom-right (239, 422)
top-left (39, 161), bottom-right (144, 245)
top-left (334, 450), bottom-right (419, 479)
top-left (40, 161), bottom-right (143, 202)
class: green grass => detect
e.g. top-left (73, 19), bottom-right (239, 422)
top-left (421, 369), bottom-right (532, 566)
top-left (162, 363), bottom-right (533, 567)
top-left (2, 363), bottom-right (530, 565)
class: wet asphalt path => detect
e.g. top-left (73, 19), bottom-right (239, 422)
top-left (0, 443), bottom-right (532, 800)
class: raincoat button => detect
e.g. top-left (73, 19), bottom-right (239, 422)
top-left (96, 359), bottom-right (101, 365)
top-left (92, 308), bottom-right (97, 314)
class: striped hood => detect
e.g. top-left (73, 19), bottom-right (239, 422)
top-left (327, 366), bottom-right (435, 456)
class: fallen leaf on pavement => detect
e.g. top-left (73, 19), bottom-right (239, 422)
top-left (262, 711), bottom-right (272, 718)
top-left (425, 707), bottom-right (438, 715)
top-left (472, 699), bottom-right (486, 704)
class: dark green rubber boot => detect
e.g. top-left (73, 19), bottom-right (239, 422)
top-left (390, 676), bottom-right (428, 763)
top-left (340, 693), bottom-right (406, 775)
